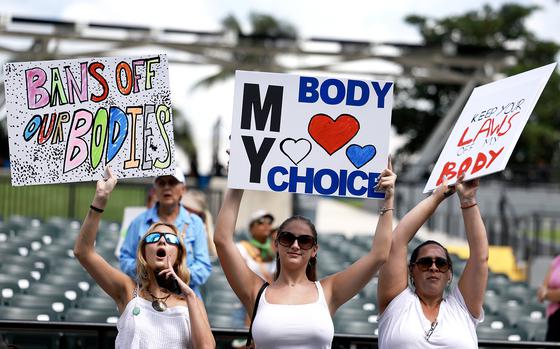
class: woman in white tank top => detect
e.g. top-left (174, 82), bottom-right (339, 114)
top-left (74, 168), bottom-right (215, 348)
top-left (214, 159), bottom-right (396, 348)
top-left (377, 175), bottom-right (488, 348)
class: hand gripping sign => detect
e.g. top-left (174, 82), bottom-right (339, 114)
top-left (424, 63), bottom-right (557, 193)
top-left (228, 71), bottom-right (394, 199)
top-left (3, 55), bottom-right (176, 186)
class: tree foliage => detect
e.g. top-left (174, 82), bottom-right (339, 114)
top-left (195, 13), bottom-right (297, 88)
top-left (394, 3), bottom-right (560, 180)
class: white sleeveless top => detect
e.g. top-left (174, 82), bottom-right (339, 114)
top-left (252, 281), bottom-right (334, 349)
top-left (378, 286), bottom-right (482, 349)
top-left (116, 290), bottom-right (193, 349)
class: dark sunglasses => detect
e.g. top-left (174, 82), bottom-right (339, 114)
top-left (144, 232), bottom-right (180, 246)
top-left (277, 231), bottom-right (316, 250)
top-left (414, 257), bottom-right (450, 272)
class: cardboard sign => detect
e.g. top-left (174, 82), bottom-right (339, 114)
top-left (424, 63), bottom-right (557, 193)
top-left (4, 54), bottom-right (176, 186)
top-left (228, 71), bottom-right (393, 199)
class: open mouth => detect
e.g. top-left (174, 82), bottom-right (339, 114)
top-left (156, 248), bottom-right (167, 258)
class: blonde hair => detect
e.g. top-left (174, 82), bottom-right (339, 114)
top-left (136, 222), bottom-right (191, 295)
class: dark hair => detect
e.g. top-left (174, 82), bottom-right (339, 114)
top-left (408, 240), bottom-right (453, 273)
top-left (274, 215), bottom-right (318, 281)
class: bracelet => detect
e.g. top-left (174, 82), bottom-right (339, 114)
top-left (461, 202), bottom-right (477, 210)
top-left (379, 207), bottom-right (394, 216)
top-left (90, 204), bottom-right (104, 213)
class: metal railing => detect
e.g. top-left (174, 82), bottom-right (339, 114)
top-left (2, 321), bottom-right (560, 348)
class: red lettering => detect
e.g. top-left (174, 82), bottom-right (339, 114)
top-left (473, 119), bottom-right (492, 142)
top-left (37, 113), bottom-right (57, 145)
top-left (457, 127), bottom-right (472, 147)
top-left (497, 112), bottom-right (519, 136)
top-left (458, 157), bottom-right (472, 177)
top-left (472, 152), bottom-right (487, 174)
top-left (89, 62), bottom-right (108, 103)
top-left (436, 162), bottom-right (457, 186)
top-left (487, 147), bottom-right (504, 168)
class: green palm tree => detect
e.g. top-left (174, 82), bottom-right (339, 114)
top-left (194, 12), bottom-right (297, 88)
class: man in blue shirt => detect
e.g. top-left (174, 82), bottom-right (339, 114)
top-left (119, 168), bottom-right (212, 298)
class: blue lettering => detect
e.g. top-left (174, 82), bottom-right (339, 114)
top-left (289, 167), bottom-right (314, 193)
top-left (314, 169), bottom-right (339, 195)
top-left (268, 166), bottom-right (289, 191)
top-left (320, 79), bottom-right (345, 105)
top-left (347, 80), bottom-right (370, 106)
top-left (347, 171), bottom-right (368, 196)
top-left (367, 172), bottom-right (385, 198)
top-left (371, 81), bottom-right (393, 108)
top-left (339, 169), bottom-right (348, 196)
top-left (298, 76), bottom-right (319, 103)
top-left (24, 115), bottom-right (42, 141)
top-left (266, 166), bottom-right (383, 198)
top-left (107, 106), bottom-right (128, 163)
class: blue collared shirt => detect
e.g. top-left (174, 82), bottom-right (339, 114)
top-left (119, 203), bottom-right (212, 298)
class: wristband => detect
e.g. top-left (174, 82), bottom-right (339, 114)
top-left (379, 207), bottom-right (394, 216)
top-left (461, 202), bottom-right (477, 210)
top-left (90, 205), bottom-right (104, 213)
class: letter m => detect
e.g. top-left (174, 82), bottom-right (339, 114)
top-left (241, 83), bottom-right (283, 132)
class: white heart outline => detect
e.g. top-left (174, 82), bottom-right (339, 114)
top-left (280, 138), bottom-right (312, 165)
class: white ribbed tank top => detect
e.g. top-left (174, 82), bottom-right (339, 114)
top-left (116, 291), bottom-right (193, 349)
top-left (252, 281), bottom-right (334, 349)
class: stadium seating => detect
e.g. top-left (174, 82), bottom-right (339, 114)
top-left (0, 213), bottom-right (555, 343)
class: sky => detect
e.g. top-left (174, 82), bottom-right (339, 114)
top-left (1, 0), bottom-right (559, 175)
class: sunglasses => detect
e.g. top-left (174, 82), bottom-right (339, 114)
top-left (144, 232), bottom-right (180, 246)
top-left (255, 217), bottom-right (272, 225)
top-left (277, 231), bottom-right (316, 250)
top-left (414, 257), bottom-right (450, 272)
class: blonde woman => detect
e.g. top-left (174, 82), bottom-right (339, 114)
top-left (74, 168), bottom-right (214, 348)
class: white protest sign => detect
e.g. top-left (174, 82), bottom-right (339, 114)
top-left (424, 63), bottom-right (557, 193)
top-left (228, 71), bottom-right (393, 199)
top-left (4, 54), bottom-right (176, 186)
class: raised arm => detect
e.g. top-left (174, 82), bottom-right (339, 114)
top-left (456, 175), bottom-right (488, 319)
top-left (323, 161), bottom-right (396, 313)
top-left (213, 188), bottom-right (265, 312)
top-left (73, 168), bottom-right (134, 311)
top-left (377, 178), bottom-right (453, 313)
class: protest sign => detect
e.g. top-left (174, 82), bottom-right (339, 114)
top-left (228, 71), bottom-right (393, 199)
top-left (424, 63), bottom-right (557, 193)
top-left (4, 54), bottom-right (175, 186)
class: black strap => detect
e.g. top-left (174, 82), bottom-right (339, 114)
top-left (246, 282), bottom-right (269, 348)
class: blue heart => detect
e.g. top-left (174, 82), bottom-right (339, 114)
top-left (346, 144), bottom-right (376, 169)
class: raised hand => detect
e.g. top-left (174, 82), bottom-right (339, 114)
top-left (376, 157), bottom-right (397, 200)
top-left (160, 256), bottom-right (196, 298)
top-left (432, 175), bottom-right (456, 201)
top-left (93, 167), bottom-right (117, 208)
top-left (455, 173), bottom-right (479, 207)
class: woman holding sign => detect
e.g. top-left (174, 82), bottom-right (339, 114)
top-left (73, 168), bottom-right (215, 349)
top-left (214, 159), bottom-right (396, 348)
top-left (377, 174), bottom-right (488, 348)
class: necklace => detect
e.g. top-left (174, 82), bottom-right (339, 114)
top-left (149, 291), bottom-right (171, 312)
top-left (425, 320), bottom-right (438, 342)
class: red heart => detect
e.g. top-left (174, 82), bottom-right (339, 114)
top-left (308, 114), bottom-right (360, 155)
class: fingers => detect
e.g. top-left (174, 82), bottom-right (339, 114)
top-left (387, 155), bottom-right (392, 172)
